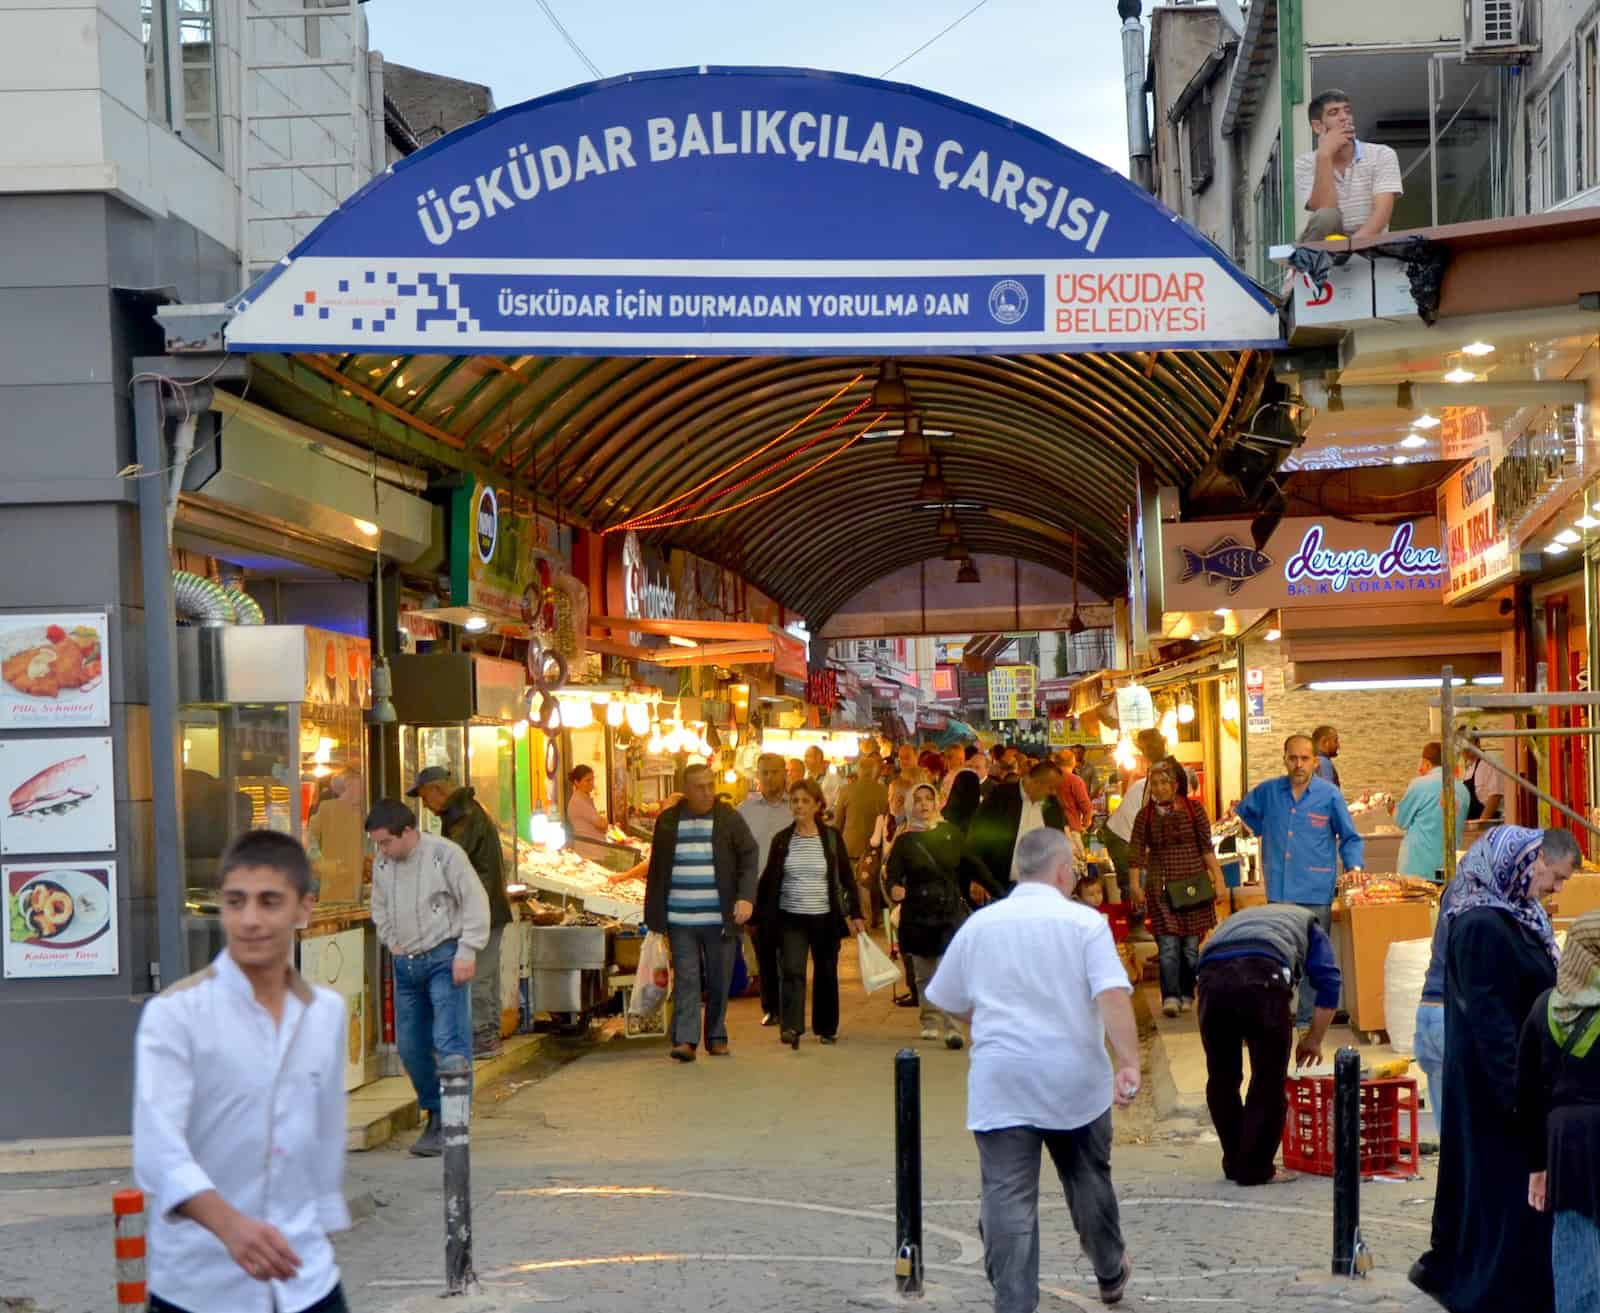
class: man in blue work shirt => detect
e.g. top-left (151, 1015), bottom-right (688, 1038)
top-left (1235, 734), bottom-right (1363, 1028)
top-left (1312, 725), bottom-right (1342, 789)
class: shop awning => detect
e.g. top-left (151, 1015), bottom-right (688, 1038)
top-left (585, 616), bottom-right (806, 674)
top-left (212, 66), bottom-right (1287, 627)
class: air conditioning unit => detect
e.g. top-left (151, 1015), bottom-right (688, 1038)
top-left (1462, 0), bottom-right (1539, 63)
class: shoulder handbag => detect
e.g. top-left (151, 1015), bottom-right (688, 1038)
top-left (1164, 799), bottom-right (1216, 911)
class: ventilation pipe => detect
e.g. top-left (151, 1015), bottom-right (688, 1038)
top-left (172, 571), bottom-right (236, 626)
top-left (164, 385), bottom-right (213, 534)
top-left (226, 584), bottom-right (265, 625)
top-left (1118, 0), bottom-right (1154, 193)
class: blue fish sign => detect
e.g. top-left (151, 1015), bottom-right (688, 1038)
top-left (1179, 536), bottom-right (1273, 595)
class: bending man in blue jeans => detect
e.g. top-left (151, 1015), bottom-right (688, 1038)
top-left (925, 828), bottom-right (1140, 1308)
top-left (1235, 734), bottom-right (1363, 1028)
top-left (367, 798), bottom-right (490, 1157)
top-left (642, 763), bottom-right (760, 1062)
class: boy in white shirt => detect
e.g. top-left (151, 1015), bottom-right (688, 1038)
top-left (134, 830), bottom-right (350, 1313)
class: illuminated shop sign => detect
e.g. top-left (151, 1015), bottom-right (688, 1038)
top-left (1283, 522), bottom-right (1444, 596)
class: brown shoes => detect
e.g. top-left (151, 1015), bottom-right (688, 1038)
top-left (707, 1040), bottom-right (730, 1056)
top-left (669, 1043), bottom-right (696, 1062)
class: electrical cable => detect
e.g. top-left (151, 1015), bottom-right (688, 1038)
top-left (533, 0), bottom-right (603, 79)
top-left (879, 0), bottom-right (990, 78)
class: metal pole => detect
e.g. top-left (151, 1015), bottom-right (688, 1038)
top-left (1457, 740), bottom-right (1600, 843)
top-left (134, 377), bottom-right (188, 993)
top-left (894, 1048), bottom-right (924, 1297)
top-left (1331, 1047), bottom-right (1361, 1276)
top-left (1440, 667), bottom-right (1457, 885)
top-left (440, 1055), bottom-right (475, 1294)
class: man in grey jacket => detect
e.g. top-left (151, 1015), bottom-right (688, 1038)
top-left (643, 764), bottom-right (759, 1061)
top-left (366, 799), bottom-right (491, 1156)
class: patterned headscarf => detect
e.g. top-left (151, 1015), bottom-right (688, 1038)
top-left (1446, 825), bottom-right (1559, 964)
top-left (1553, 910), bottom-right (1600, 1030)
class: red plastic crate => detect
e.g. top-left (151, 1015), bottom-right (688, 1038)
top-left (1281, 1076), bottom-right (1420, 1178)
top-left (1099, 902), bottom-right (1131, 943)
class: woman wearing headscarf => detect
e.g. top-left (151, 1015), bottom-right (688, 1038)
top-left (1520, 908), bottom-right (1600, 1313)
top-left (1128, 760), bottom-right (1224, 1018)
top-left (1411, 825), bottom-right (1582, 1313)
top-left (885, 783), bottom-right (973, 1050)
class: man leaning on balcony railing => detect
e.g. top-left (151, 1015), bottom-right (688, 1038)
top-left (1294, 89), bottom-right (1404, 243)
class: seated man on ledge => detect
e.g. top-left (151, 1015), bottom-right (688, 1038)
top-left (1294, 89), bottom-right (1403, 243)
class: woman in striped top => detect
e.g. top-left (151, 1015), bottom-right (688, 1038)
top-left (755, 778), bottom-right (866, 1049)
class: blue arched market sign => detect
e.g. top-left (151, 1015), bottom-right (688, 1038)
top-left (227, 66), bottom-right (1282, 356)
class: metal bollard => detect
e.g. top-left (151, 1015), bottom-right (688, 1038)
top-left (440, 1055), bottom-right (476, 1295)
top-left (113, 1188), bottom-right (147, 1312)
top-left (894, 1048), bottom-right (924, 1297)
top-left (1331, 1047), bottom-right (1361, 1276)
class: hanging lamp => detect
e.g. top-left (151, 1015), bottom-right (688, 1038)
top-left (943, 538), bottom-right (970, 561)
top-left (895, 411), bottom-right (929, 464)
top-left (917, 456), bottom-right (948, 502)
top-left (871, 359), bottom-right (911, 412)
top-left (957, 559), bottom-right (981, 584)
top-left (936, 507), bottom-right (960, 539)
top-left (1068, 528), bottom-right (1088, 634)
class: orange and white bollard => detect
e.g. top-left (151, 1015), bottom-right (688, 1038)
top-left (113, 1189), bottom-right (147, 1312)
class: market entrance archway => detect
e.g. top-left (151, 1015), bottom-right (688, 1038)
top-left (227, 65), bottom-right (1283, 622)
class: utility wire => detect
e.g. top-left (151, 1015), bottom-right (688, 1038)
top-left (879, 0), bottom-right (990, 78)
top-left (534, 0), bottom-right (603, 80)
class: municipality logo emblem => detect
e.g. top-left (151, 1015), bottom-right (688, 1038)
top-left (988, 279), bottom-right (1028, 326)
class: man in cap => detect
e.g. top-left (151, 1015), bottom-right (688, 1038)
top-left (409, 766), bottom-right (512, 1057)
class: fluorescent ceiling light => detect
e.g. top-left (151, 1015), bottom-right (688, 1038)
top-left (1577, 516), bottom-right (1600, 530)
top-left (353, 518), bottom-right (379, 537)
top-left (1555, 528), bottom-right (1582, 545)
top-left (1412, 413), bottom-right (1441, 429)
top-left (1214, 608), bottom-right (1231, 617)
top-left (1545, 542), bottom-right (1569, 555)
top-left (667, 635), bottom-right (699, 648)
top-left (1306, 677), bottom-right (1468, 691)
top-left (1443, 368), bottom-right (1477, 384)
top-left (1399, 433), bottom-right (1428, 450)
top-left (463, 615), bottom-right (489, 632)
top-left (1264, 628), bottom-right (1281, 642)
top-left (1461, 341), bottom-right (1495, 356)
top-left (1471, 675), bottom-right (1505, 686)
top-left (1392, 455), bottom-right (1409, 465)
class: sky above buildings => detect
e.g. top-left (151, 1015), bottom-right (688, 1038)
top-left (365, 0), bottom-right (1134, 174)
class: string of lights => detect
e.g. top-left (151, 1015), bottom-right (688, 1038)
top-left (621, 394), bottom-right (874, 532)
top-left (606, 373), bottom-right (864, 533)
top-left (622, 411), bottom-right (886, 531)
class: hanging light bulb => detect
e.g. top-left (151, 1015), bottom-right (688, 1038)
top-left (871, 359), bottom-right (911, 412)
top-left (727, 728), bottom-right (739, 749)
top-left (943, 538), bottom-right (970, 561)
top-left (895, 411), bottom-right (929, 464)
top-left (625, 702), bottom-right (651, 735)
top-left (957, 560), bottom-right (981, 584)
top-left (917, 456), bottom-right (948, 501)
top-left (511, 718), bottom-right (529, 739)
top-left (647, 731), bottom-right (665, 755)
top-left (606, 701), bottom-right (625, 727)
top-left (723, 769), bottom-right (738, 784)
top-left (1177, 703), bottom-right (1196, 724)
top-left (561, 696), bottom-right (593, 728)
top-left (936, 507), bottom-right (960, 539)
top-left (1221, 696), bottom-right (1240, 723)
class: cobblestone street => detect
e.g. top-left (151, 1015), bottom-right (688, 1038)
top-left (1, 948), bottom-right (1447, 1313)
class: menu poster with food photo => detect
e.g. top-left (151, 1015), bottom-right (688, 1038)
top-left (4, 862), bottom-right (118, 978)
top-left (0, 613), bottom-right (109, 728)
top-left (0, 737), bottom-right (116, 855)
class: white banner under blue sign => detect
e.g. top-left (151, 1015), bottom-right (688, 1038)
top-left (227, 67), bottom-right (1282, 356)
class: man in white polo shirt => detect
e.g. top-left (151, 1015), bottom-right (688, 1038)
top-left (1295, 89), bottom-right (1403, 242)
top-left (925, 828), bottom-right (1141, 1308)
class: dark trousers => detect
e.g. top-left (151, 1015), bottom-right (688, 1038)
top-left (752, 923), bottom-right (781, 1016)
top-left (151, 1284), bottom-right (349, 1313)
top-left (668, 923), bottom-right (736, 1048)
top-left (779, 910), bottom-right (841, 1038)
top-left (975, 1114), bottom-right (1125, 1312)
top-left (1197, 956), bottom-right (1293, 1185)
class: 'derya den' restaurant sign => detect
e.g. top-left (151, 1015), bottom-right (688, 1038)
top-left (450, 480), bottom-right (568, 619)
top-left (1163, 517), bottom-right (1446, 611)
top-left (226, 67), bottom-right (1280, 356)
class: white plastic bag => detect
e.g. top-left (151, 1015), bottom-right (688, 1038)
top-left (857, 931), bottom-right (900, 995)
top-left (629, 931), bottom-right (671, 1017)
top-left (1383, 938), bottom-right (1432, 1053)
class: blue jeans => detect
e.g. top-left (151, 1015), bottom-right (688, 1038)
top-left (1554, 1210), bottom-right (1600, 1313)
top-left (393, 939), bottom-right (473, 1116)
top-left (668, 923), bottom-right (737, 1048)
top-left (1295, 903), bottom-right (1333, 1028)
top-left (1157, 934), bottom-right (1200, 1003)
top-left (1414, 1003), bottom-right (1446, 1131)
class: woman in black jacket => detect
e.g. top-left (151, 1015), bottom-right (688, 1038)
top-left (886, 783), bottom-right (971, 1050)
top-left (755, 778), bottom-right (867, 1049)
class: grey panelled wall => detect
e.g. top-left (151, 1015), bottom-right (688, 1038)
top-left (0, 193), bottom-right (238, 1139)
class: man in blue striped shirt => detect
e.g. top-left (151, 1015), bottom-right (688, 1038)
top-left (643, 764), bottom-right (760, 1062)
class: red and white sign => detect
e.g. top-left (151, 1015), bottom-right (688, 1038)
top-left (1437, 451), bottom-right (1515, 604)
top-left (1049, 261), bottom-right (1278, 344)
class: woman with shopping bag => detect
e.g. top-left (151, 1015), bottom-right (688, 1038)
top-left (755, 778), bottom-right (867, 1050)
top-left (886, 783), bottom-right (974, 1050)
